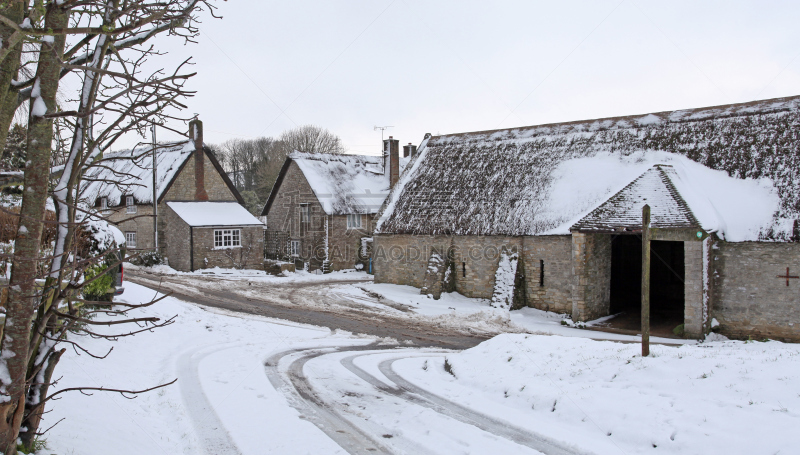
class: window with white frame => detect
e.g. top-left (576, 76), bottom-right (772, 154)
top-left (100, 197), bottom-right (108, 211)
top-left (125, 231), bottom-right (137, 248)
top-left (290, 240), bottom-right (300, 257)
top-left (346, 214), bottom-right (362, 229)
top-left (214, 229), bottom-right (241, 248)
top-left (126, 195), bottom-right (136, 213)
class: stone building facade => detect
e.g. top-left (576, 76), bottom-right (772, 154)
top-left (164, 202), bottom-right (264, 272)
top-left (82, 120), bottom-right (262, 270)
top-left (262, 138), bottom-right (409, 271)
top-left (374, 96), bottom-right (800, 341)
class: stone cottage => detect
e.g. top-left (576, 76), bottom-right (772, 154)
top-left (261, 137), bottom-right (415, 271)
top-left (82, 120), bottom-right (264, 270)
top-left (374, 95), bottom-right (800, 341)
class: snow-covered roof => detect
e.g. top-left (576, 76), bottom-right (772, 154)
top-left (81, 141), bottom-right (195, 206)
top-left (377, 95), bottom-right (800, 241)
top-left (166, 202), bottom-right (264, 227)
top-left (276, 151), bottom-right (392, 215)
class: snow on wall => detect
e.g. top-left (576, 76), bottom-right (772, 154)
top-left (490, 251), bottom-right (518, 310)
top-left (377, 95), bottom-right (799, 241)
top-left (291, 152), bottom-right (390, 215)
top-left (81, 141), bottom-right (195, 206)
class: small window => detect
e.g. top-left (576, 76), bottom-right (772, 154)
top-left (347, 214), bottom-right (362, 229)
top-left (290, 240), bottom-right (300, 257)
top-left (299, 204), bottom-right (310, 223)
top-left (100, 197), bottom-right (108, 211)
top-left (214, 229), bottom-right (241, 248)
top-left (126, 196), bottom-right (136, 214)
top-left (125, 231), bottom-right (137, 249)
top-left (462, 262), bottom-right (466, 278)
top-left (539, 260), bottom-right (544, 287)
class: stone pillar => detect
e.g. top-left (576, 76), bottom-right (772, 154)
top-left (684, 240), bottom-right (706, 338)
top-left (571, 232), bottom-right (612, 322)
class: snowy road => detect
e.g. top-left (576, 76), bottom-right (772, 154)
top-left (123, 270), bottom-right (587, 454)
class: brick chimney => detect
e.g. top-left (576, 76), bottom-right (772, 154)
top-left (403, 142), bottom-right (417, 158)
top-left (383, 136), bottom-right (399, 188)
top-left (189, 119), bottom-right (208, 201)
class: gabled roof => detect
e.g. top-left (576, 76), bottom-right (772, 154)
top-left (571, 165), bottom-right (700, 232)
top-left (81, 140), bottom-right (243, 206)
top-left (376, 95), bottom-right (799, 241)
top-left (262, 151), bottom-right (392, 216)
top-left (167, 202), bottom-right (263, 227)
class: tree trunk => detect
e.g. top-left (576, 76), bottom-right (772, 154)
top-left (0, 4), bottom-right (69, 452)
top-left (0, 1), bottom-right (23, 152)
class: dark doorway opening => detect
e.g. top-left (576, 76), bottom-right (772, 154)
top-left (607, 235), bottom-right (685, 337)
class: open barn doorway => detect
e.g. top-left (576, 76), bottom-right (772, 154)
top-left (605, 235), bottom-right (685, 337)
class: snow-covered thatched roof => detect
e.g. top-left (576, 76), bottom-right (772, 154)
top-left (81, 140), bottom-right (241, 206)
top-left (81, 141), bottom-right (195, 206)
top-left (376, 95), bottom-right (800, 242)
top-left (263, 151), bottom-right (393, 216)
top-left (167, 202), bottom-right (264, 227)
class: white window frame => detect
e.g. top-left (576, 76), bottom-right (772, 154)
top-left (346, 214), bottom-right (362, 229)
top-left (100, 197), bottom-right (108, 211)
top-left (126, 195), bottom-right (137, 214)
top-left (290, 240), bottom-right (300, 257)
top-left (214, 229), bottom-right (241, 248)
top-left (125, 231), bottom-right (137, 249)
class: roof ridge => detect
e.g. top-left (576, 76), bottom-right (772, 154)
top-left (430, 94), bottom-right (800, 141)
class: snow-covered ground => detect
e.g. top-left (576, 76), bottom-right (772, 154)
top-left (40, 282), bottom-right (371, 454)
top-left (391, 334), bottom-right (800, 454)
top-left (39, 272), bottom-right (799, 454)
top-left (334, 281), bottom-right (695, 344)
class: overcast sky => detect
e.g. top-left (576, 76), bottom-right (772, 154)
top-left (143, 0), bottom-right (800, 155)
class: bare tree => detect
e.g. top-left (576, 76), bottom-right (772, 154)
top-left (277, 124), bottom-right (345, 155)
top-left (0, 1), bottom-right (219, 452)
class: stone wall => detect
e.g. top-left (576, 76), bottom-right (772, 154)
top-left (267, 161), bottom-right (382, 271)
top-left (265, 161), bottom-right (327, 266)
top-left (570, 233), bottom-right (611, 322)
top-left (165, 206), bottom-right (191, 272)
top-left (712, 242), bottom-right (800, 341)
top-left (523, 235), bottom-right (573, 314)
top-left (327, 213), bottom-right (376, 271)
top-left (373, 234), bottom-right (451, 288)
top-left (450, 236), bottom-right (520, 299)
top-left (190, 225), bottom-right (264, 271)
top-left (164, 151), bottom-right (236, 202)
top-left (683, 239), bottom-right (707, 338)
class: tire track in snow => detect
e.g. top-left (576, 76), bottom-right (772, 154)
top-left (264, 345), bottom-right (396, 455)
top-left (340, 351), bottom-right (594, 455)
top-left (177, 345), bottom-right (243, 455)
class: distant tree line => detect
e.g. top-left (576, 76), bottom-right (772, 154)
top-left (213, 124), bottom-right (345, 215)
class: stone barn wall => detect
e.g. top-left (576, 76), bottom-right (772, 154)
top-left (373, 234), bottom-right (452, 288)
top-left (522, 235), bottom-right (573, 314)
top-left (450, 236), bottom-right (521, 299)
top-left (712, 242), bottom-right (800, 342)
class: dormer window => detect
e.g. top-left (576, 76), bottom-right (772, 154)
top-left (126, 195), bottom-right (136, 214)
top-left (100, 197), bottom-right (108, 211)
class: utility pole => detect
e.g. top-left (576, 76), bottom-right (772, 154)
top-left (641, 204), bottom-right (651, 357)
top-left (374, 125), bottom-right (393, 142)
top-left (151, 123), bottom-right (158, 251)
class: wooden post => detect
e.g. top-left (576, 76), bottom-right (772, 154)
top-left (641, 204), bottom-right (651, 357)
